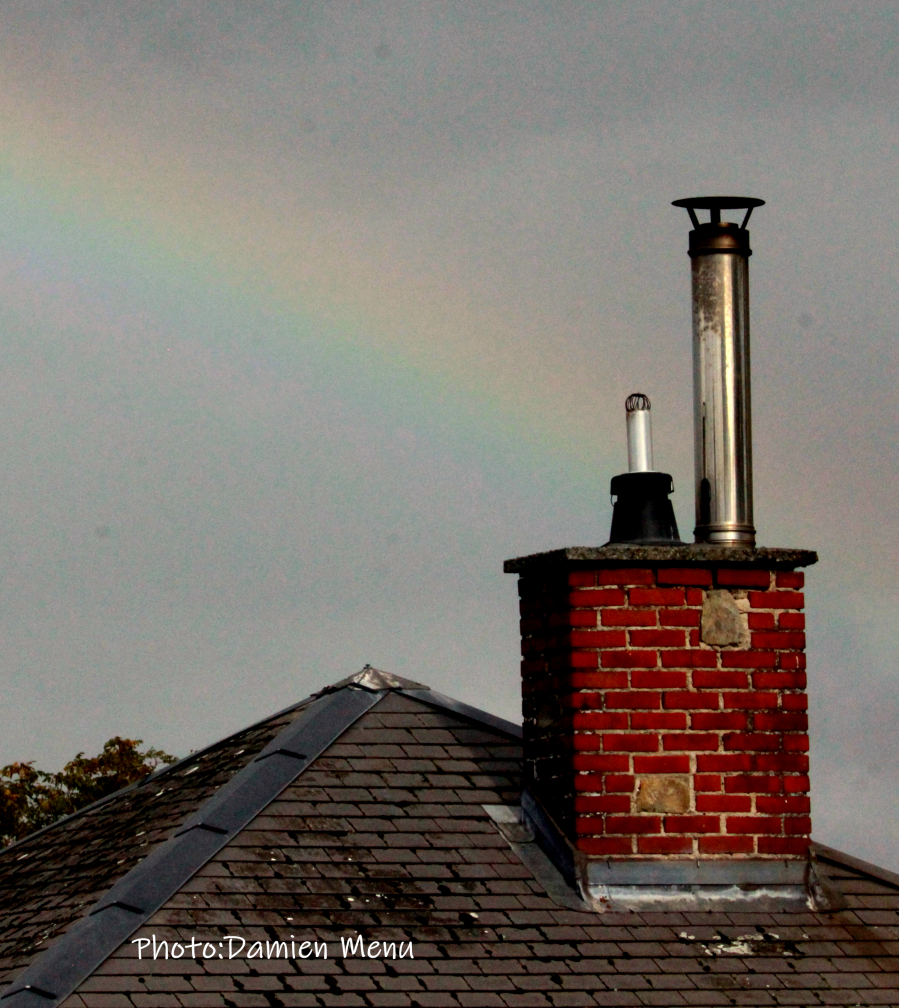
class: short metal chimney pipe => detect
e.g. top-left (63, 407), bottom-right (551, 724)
top-left (673, 196), bottom-right (764, 547)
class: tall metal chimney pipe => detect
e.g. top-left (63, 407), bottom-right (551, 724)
top-left (672, 196), bottom-right (765, 547)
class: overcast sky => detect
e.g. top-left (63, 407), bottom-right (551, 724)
top-left (0, 0), bottom-right (896, 869)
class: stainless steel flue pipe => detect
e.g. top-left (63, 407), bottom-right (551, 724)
top-left (672, 196), bottom-right (765, 547)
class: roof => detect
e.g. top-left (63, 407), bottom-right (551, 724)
top-left (0, 668), bottom-right (897, 1008)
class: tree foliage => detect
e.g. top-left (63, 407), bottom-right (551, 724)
top-left (0, 737), bottom-right (177, 846)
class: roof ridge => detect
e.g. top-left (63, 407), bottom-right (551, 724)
top-left (0, 694), bottom-right (320, 857)
top-left (317, 665), bottom-right (430, 693)
top-left (811, 840), bottom-right (899, 891)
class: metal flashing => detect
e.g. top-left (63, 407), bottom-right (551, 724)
top-left (585, 859), bottom-right (808, 886)
top-left (517, 789), bottom-right (836, 913)
top-left (520, 788), bottom-right (578, 888)
top-left (321, 665), bottom-right (430, 693)
top-left (482, 805), bottom-right (589, 913)
top-left (0, 685), bottom-right (382, 1008)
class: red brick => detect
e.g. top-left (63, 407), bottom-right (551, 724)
top-left (778, 652), bottom-right (807, 670)
top-left (685, 588), bottom-right (704, 605)
top-left (601, 609), bottom-right (656, 627)
top-left (521, 659), bottom-right (547, 675)
top-left (521, 638), bottom-right (546, 657)
top-left (569, 610), bottom-right (598, 628)
top-left (604, 774), bottom-right (636, 792)
top-left (570, 630), bottom-right (628, 648)
top-left (605, 691), bottom-right (661, 710)
top-left (565, 692), bottom-right (603, 709)
top-left (663, 691), bottom-right (720, 710)
top-left (696, 794), bottom-right (751, 812)
top-left (662, 733), bottom-right (719, 751)
top-left (570, 588), bottom-right (628, 607)
top-left (784, 734), bottom-right (809, 751)
top-left (657, 568), bottom-right (713, 586)
top-left (574, 794), bottom-right (631, 813)
top-left (778, 612), bottom-right (805, 630)
top-left (756, 795), bottom-right (810, 814)
top-left (573, 712), bottom-right (629, 730)
top-left (748, 590), bottom-right (804, 609)
top-left (569, 571), bottom-right (598, 587)
top-left (782, 815), bottom-right (812, 834)
top-left (781, 694), bottom-right (808, 710)
top-left (637, 836), bottom-right (693, 854)
top-left (571, 734), bottom-right (603, 751)
top-left (727, 816), bottom-right (782, 834)
top-left (691, 712), bottom-right (748, 730)
top-left (602, 734), bottom-right (658, 752)
top-left (689, 629), bottom-right (700, 646)
top-left (605, 815), bottom-right (661, 834)
top-left (754, 753), bottom-right (808, 772)
top-left (629, 587), bottom-right (685, 606)
top-left (597, 569), bottom-right (654, 585)
top-left (630, 711), bottom-right (688, 730)
top-left (751, 631), bottom-right (806, 650)
top-left (575, 815), bottom-right (603, 834)
top-left (570, 651), bottom-right (599, 669)
top-left (758, 836), bottom-right (809, 855)
top-left (784, 775), bottom-right (810, 792)
top-left (573, 773), bottom-right (608, 791)
top-left (753, 670), bottom-right (806, 689)
top-left (747, 612), bottom-right (776, 630)
top-left (722, 651), bottom-right (777, 668)
top-left (571, 671), bottom-right (629, 689)
top-left (633, 755), bottom-right (690, 773)
top-left (600, 650), bottom-right (658, 669)
top-left (775, 571), bottom-right (804, 589)
top-left (724, 733), bottom-right (781, 752)
top-left (659, 609), bottom-right (701, 627)
top-left (661, 650), bottom-right (718, 668)
top-left (573, 754), bottom-right (630, 772)
top-left (664, 815), bottom-right (720, 833)
top-left (754, 712), bottom-right (808, 732)
top-left (694, 774), bottom-right (722, 791)
top-left (716, 569), bottom-right (771, 588)
top-left (722, 691), bottom-right (778, 710)
top-left (576, 837), bottom-right (634, 854)
top-left (696, 753), bottom-right (753, 772)
top-left (630, 628), bottom-right (686, 647)
top-left (699, 835), bottom-right (754, 854)
top-left (631, 669), bottom-right (687, 689)
top-left (724, 775), bottom-right (782, 794)
top-left (693, 669), bottom-right (748, 689)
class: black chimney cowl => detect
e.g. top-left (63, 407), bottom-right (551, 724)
top-left (606, 471), bottom-right (682, 546)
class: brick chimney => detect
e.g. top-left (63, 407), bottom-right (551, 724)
top-left (504, 199), bottom-right (832, 911)
top-left (504, 548), bottom-right (822, 909)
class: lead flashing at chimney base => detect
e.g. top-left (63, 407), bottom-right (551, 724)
top-left (507, 545), bottom-right (819, 909)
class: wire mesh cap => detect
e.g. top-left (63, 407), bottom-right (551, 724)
top-left (626, 393), bottom-right (651, 412)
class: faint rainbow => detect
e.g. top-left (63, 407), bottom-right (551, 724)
top-left (0, 82), bottom-right (615, 471)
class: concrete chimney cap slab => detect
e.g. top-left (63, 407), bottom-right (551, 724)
top-left (503, 545), bottom-right (817, 573)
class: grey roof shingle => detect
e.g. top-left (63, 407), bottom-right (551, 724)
top-left (0, 678), bottom-right (896, 1008)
